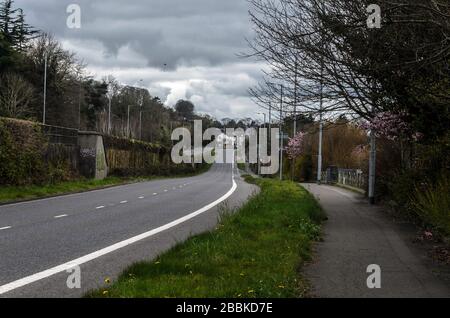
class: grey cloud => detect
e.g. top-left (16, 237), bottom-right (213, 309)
top-left (17, 0), bottom-right (253, 69)
top-left (14, 0), bottom-right (261, 119)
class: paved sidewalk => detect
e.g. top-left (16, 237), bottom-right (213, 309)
top-left (302, 183), bottom-right (450, 298)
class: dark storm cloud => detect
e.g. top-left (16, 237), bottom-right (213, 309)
top-left (14, 0), bottom-right (263, 119)
top-left (16, 0), bottom-right (253, 69)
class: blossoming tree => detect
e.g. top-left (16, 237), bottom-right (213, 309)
top-left (359, 111), bottom-right (422, 142)
top-left (286, 132), bottom-right (306, 160)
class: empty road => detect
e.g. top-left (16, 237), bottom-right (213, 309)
top-left (0, 161), bottom-right (258, 297)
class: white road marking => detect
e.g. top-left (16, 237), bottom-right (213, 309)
top-left (120, 201), bottom-right (128, 204)
top-left (164, 190), bottom-right (168, 192)
top-left (54, 214), bottom-right (68, 219)
top-left (96, 206), bottom-right (105, 210)
top-left (0, 164), bottom-right (237, 295)
top-left (153, 193), bottom-right (158, 196)
top-left (0, 182), bottom-right (137, 208)
top-left (0, 226), bottom-right (12, 231)
top-left (138, 196), bottom-right (145, 199)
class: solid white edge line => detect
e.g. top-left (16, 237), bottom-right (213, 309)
top-left (0, 166), bottom-right (236, 295)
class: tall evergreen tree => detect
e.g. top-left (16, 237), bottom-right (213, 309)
top-left (0, 0), bottom-right (17, 44)
top-left (12, 8), bottom-right (38, 51)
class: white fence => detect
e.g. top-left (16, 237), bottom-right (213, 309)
top-left (322, 167), bottom-right (366, 191)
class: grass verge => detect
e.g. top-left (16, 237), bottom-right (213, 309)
top-left (237, 163), bottom-right (246, 171)
top-left (0, 164), bottom-right (212, 204)
top-left (87, 176), bottom-right (326, 298)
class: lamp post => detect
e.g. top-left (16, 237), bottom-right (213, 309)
top-left (127, 104), bottom-right (131, 138)
top-left (43, 51), bottom-right (48, 125)
top-left (138, 79), bottom-right (144, 140)
top-left (280, 84), bottom-right (284, 181)
top-left (107, 95), bottom-right (112, 134)
top-left (257, 112), bottom-right (267, 127)
top-left (257, 112), bottom-right (267, 175)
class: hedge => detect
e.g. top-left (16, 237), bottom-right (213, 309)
top-left (0, 117), bottom-right (77, 186)
top-left (103, 135), bottom-right (200, 177)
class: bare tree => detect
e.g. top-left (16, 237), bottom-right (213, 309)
top-left (0, 72), bottom-right (34, 118)
top-left (246, 0), bottom-right (450, 125)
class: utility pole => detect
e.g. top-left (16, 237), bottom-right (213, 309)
top-left (138, 79), bottom-right (144, 140)
top-left (368, 84), bottom-right (377, 204)
top-left (369, 126), bottom-right (377, 204)
top-left (317, 2), bottom-right (325, 185)
top-left (43, 52), bottom-right (48, 125)
top-left (317, 83), bottom-right (324, 185)
top-left (127, 105), bottom-right (131, 138)
top-left (293, 56), bottom-right (298, 137)
top-left (78, 81), bottom-right (82, 130)
top-left (257, 113), bottom-right (266, 176)
top-left (292, 58), bottom-right (298, 181)
top-left (139, 108), bottom-right (142, 140)
top-left (268, 102), bottom-right (272, 132)
top-left (107, 96), bottom-right (112, 134)
top-left (280, 84), bottom-right (284, 181)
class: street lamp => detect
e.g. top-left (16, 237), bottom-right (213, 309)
top-left (43, 51), bottom-right (48, 125)
top-left (135, 79), bottom-right (144, 140)
top-left (127, 104), bottom-right (131, 138)
top-left (256, 112), bottom-right (267, 176)
top-left (257, 112), bottom-right (267, 128)
top-left (126, 79), bottom-right (144, 139)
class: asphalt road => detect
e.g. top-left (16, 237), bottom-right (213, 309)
top-left (0, 161), bottom-right (258, 298)
top-left (303, 183), bottom-right (450, 298)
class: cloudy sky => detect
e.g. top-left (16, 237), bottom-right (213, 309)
top-left (15, 0), bottom-right (266, 120)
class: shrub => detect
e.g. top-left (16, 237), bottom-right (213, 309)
top-left (103, 134), bottom-right (203, 177)
top-left (0, 117), bottom-right (76, 186)
top-left (0, 117), bottom-right (48, 185)
top-left (411, 175), bottom-right (450, 236)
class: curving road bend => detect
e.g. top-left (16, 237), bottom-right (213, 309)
top-left (0, 160), bottom-right (258, 298)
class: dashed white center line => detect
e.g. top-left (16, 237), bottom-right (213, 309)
top-left (164, 190), bottom-right (168, 192)
top-left (138, 196), bottom-right (145, 199)
top-left (0, 226), bottom-right (12, 231)
top-left (54, 214), bottom-right (68, 219)
top-left (153, 193), bottom-right (158, 196)
top-left (120, 201), bottom-right (128, 204)
top-left (96, 206), bottom-right (105, 210)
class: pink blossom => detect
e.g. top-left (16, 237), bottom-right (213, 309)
top-left (358, 111), bottom-right (419, 141)
top-left (286, 132), bottom-right (306, 159)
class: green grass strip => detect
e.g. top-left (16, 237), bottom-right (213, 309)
top-left (87, 177), bottom-right (326, 298)
top-left (0, 164), bottom-right (212, 204)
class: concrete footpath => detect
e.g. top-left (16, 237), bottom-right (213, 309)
top-left (302, 183), bottom-right (450, 298)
